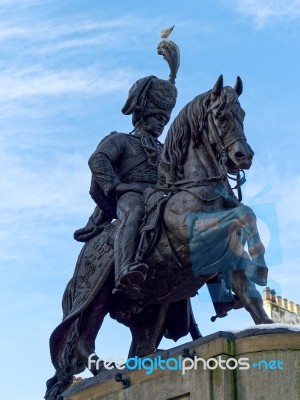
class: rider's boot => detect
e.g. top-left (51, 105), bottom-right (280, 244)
top-left (115, 262), bottom-right (149, 288)
top-left (113, 192), bottom-right (149, 292)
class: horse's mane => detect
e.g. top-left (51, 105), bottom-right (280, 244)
top-left (158, 90), bottom-right (211, 187)
top-left (158, 86), bottom-right (239, 187)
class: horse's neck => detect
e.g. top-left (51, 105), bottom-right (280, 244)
top-left (183, 141), bottom-right (220, 182)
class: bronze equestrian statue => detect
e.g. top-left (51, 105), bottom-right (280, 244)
top-left (45, 38), bottom-right (273, 400)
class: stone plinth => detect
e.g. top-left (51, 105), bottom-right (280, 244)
top-left (61, 326), bottom-right (300, 400)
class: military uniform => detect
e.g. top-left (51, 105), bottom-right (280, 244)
top-left (89, 132), bottom-right (163, 198)
top-left (88, 75), bottom-right (177, 289)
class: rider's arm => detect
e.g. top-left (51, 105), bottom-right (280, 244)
top-left (88, 134), bottom-right (125, 197)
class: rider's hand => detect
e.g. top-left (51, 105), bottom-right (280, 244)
top-left (74, 226), bottom-right (101, 242)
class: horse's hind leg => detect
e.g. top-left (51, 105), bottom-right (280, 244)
top-left (130, 303), bottom-right (170, 357)
top-left (232, 269), bottom-right (273, 324)
top-left (76, 310), bottom-right (107, 376)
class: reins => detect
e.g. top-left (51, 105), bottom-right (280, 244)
top-left (202, 106), bottom-right (247, 201)
top-left (227, 170), bottom-right (246, 202)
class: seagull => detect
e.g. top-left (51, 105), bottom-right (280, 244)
top-left (160, 25), bottom-right (175, 40)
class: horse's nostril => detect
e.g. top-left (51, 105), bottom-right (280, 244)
top-left (235, 151), bottom-right (246, 159)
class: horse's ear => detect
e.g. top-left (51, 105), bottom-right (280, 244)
top-left (212, 75), bottom-right (223, 97)
top-left (234, 76), bottom-right (243, 96)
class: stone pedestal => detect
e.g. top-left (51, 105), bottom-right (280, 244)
top-left (61, 326), bottom-right (300, 400)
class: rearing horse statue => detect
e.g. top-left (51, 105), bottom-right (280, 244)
top-left (45, 75), bottom-right (273, 400)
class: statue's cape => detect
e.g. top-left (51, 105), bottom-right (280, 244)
top-left (49, 227), bottom-right (115, 368)
top-left (62, 229), bottom-right (115, 321)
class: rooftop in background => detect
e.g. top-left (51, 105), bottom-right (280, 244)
top-left (263, 287), bottom-right (300, 325)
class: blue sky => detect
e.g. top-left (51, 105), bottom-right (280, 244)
top-left (1, 1), bottom-right (300, 399)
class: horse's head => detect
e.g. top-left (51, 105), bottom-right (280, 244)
top-left (158, 75), bottom-right (255, 187)
top-left (206, 75), bottom-right (254, 174)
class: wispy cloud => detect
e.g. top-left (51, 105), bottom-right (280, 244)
top-left (0, 11), bottom-right (154, 118)
top-left (0, 150), bottom-right (89, 214)
top-left (0, 66), bottom-right (131, 100)
top-left (0, 17), bottom-right (142, 46)
top-left (228, 0), bottom-right (300, 27)
top-left (0, 7), bottom-right (157, 271)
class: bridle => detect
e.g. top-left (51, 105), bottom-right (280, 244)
top-left (203, 101), bottom-right (247, 201)
top-left (166, 94), bottom-right (247, 202)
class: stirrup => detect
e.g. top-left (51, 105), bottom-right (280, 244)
top-left (115, 263), bottom-right (149, 288)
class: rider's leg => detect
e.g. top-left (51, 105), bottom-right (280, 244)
top-left (114, 191), bottom-right (148, 288)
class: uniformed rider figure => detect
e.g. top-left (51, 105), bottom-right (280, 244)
top-left (88, 75), bottom-right (177, 290)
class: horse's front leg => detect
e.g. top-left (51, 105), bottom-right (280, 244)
top-left (235, 205), bottom-right (268, 286)
top-left (232, 269), bottom-right (273, 324)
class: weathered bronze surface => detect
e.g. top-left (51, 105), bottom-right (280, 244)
top-left (45, 36), bottom-right (273, 400)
